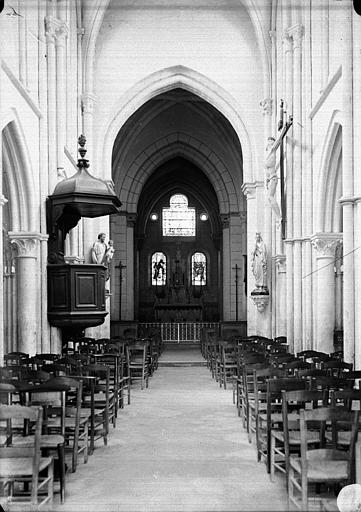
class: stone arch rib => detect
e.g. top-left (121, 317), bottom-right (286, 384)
top-left (115, 134), bottom-right (239, 215)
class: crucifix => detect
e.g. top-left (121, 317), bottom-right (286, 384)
top-left (264, 99), bottom-right (293, 239)
top-left (116, 260), bottom-right (126, 320)
top-left (232, 263), bottom-right (240, 321)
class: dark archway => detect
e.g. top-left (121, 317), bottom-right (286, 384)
top-left (135, 157), bottom-right (221, 322)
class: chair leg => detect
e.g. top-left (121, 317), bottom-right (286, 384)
top-left (58, 443), bottom-right (66, 503)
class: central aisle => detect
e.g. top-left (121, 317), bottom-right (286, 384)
top-left (54, 352), bottom-right (288, 511)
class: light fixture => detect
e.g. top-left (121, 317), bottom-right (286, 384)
top-left (150, 213), bottom-right (158, 221)
top-left (200, 213), bottom-right (208, 221)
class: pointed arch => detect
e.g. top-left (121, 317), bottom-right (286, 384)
top-left (96, 66), bottom-right (257, 184)
top-left (316, 111), bottom-right (343, 232)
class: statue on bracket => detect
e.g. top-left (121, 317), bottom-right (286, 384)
top-left (251, 232), bottom-right (268, 294)
top-left (264, 136), bottom-right (282, 228)
top-left (91, 233), bottom-right (114, 282)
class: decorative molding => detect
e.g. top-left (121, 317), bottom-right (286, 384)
top-left (81, 92), bottom-right (98, 115)
top-left (0, 194), bottom-right (8, 206)
top-left (241, 181), bottom-right (263, 199)
top-left (282, 31), bottom-right (293, 53)
top-left (239, 211), bottom-right (247, 224)
top-left (288, 23), bottom-right (304, 49)
top-left (251, 293), bottom-right (269, 313)
top-left (1, 61), bottom-right (42, 119)
top-left (309, 66), bottom-right (342, 120)
top-left (260, 98), bottom-right (273, 116)
top-left (126, 213), bottom-right (137, 228)
top-left (310, 232), bottom-right (342, 258)
top-left (220, 214), bottom-right (230, 229)
top-left (45, 16), bottom-right (69, 45)
top-left (274, 254), bottom-right (286, 273)
top-left (64, 256), bottom-right (85, 265)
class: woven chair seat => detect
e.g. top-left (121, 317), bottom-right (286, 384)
top-left (0, 456), bottom-right (53, 477)
top-left (290, 454), bottom-right (348, 482)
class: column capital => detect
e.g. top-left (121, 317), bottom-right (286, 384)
top-left (282, 31), bottom-right (293, 53)
top-left (260, 98), bottom-right (273, 116)
top-left (126, 213), bottom-right (137, 228)
top-left (220, 214), bottom-right (230, 229)
top-left (9, 232), bottom-right (47, 258)
top-left (273, 254), bottom-right (286, 273)
top-left (241, 181), bottom-right (263, 200)
top-left (288, 23), bottom-right (304, 49)
top-left (310, 232), bottom-right (342, 258)
top-left (240, 211), bottom-right (247, 224)
top-left (44, 16), bottom-right (69, 45)
top-left (0, 194), bottom-right (8, 206)
top-left (81, 92), bottom-right (98, 115)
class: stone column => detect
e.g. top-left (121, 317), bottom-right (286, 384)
top-left (340, 2), bottom-right (354, 365)
top-left (289, 23), bottom-right (304, 354)
top-left (319, 0), bottom-right (329, 91)
top-left (353, 8), bottom-right (361, 369)
top-left (334, 242), bottom-right (343, 331)
top-left (260, 97), bottom-right (274, 337)
top-left (45, 16), bottom-right (58, 194)
top-left (0, 195), bottom-right (8, 363)
top-left (274, 255), bottom-right (287, 337)
top-left (282, 30), bottom-right (294, 350)
top-left (81, 93), bottom-right (98, 164)
top-left (311, 233), bottom-right (341, 354)
top-left (221, 214), bottom-right (231, 321)
top-left (9, 234), bottom-right (41, 356)
top-left (242, 182), bottom-right (258, 334)
top-left (125, 214), bottom-right (136, 320)
top-left (54, 21), bottom-right (69, 180)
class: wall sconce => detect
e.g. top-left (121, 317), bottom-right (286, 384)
top-left (200, 213), bottom-right (208, 221)
top-left (150, 213), bottom-right (158, 221)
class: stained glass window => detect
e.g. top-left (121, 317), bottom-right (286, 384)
top-left (162, 194), bottom-right (195, 237)
top-left (192, 252), bottom-right (207, 286)
top-left (151, 252), bottom-right (167, 286)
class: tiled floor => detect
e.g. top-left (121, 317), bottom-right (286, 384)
top-left (53, 349), bottom-right (288, 511)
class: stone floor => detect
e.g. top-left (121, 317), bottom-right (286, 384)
top-left (53, 348), bottom-right (288, 512)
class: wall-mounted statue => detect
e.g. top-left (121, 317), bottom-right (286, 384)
top-left (91, 233), bottom-right (107, 264)
top-left (264, 136), bottom-right (282, 227)
top-left (251, 232), bottom-right (268, 293)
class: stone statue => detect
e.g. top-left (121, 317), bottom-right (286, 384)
top-left (104, 240), bottom-right (115, 281)
top-left (91, 233), bottom-right (107, 264)
top-left (251, 232), bottom-right (268, 292)
top-left (264, 136), bottom-right (282, 227)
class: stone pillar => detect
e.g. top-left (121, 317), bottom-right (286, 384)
top-left (334, 242), bottom-right (343, 331)
top-left (240, 211), bottom-right (247, 320)
top-left (55, 21), bottom-right (69, 180)
top-left (289, 23), bottom-right (304, 354)
top-left (45, 16), bottom-right (58, 194)
top-left (221, 214), bottom-right (231, 321)
top-left (319, 0), bottom-right (329, 91)
top-left (0, 195), bottom-right (8, 363)
top-left (311, 233), bottom-right (341, 354)
top-left (353, 8), bottom-right (361, 369)
top-left (81, 92), bottom-right (98, 164)
top-left (260, 97), bottom-right (273, 337)
top-left (125, 214), bottom-right (136, 320)
top-left (282, 30), bottom-right (294, 350)
top-left (274, 255), bottom-right (287, 337)
top-left (340, 2), bottom-right (354, 365)
top-left (9, 234), bottom-right (41, 356)
top-left (242, 182), bottom-right (258, 334)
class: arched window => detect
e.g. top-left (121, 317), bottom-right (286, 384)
top-left (151, 252), bottom-right (167, 286)
top-left (191, 252), bottom-right (207, 286)
top-left (162, 194), bottom-right (195, 237)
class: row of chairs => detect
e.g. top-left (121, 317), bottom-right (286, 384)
top-left (0, 332), bottom-right (163, 510)
top-left (201, 330), bottom-right (359, 511)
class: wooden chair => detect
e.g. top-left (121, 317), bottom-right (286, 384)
top-left (0, 404), bottom-right (54, 510)
top-left (126, 341), bottom-right (149, 390)
top-left (14, 383), bottom-right (67, 503)
top-left (219, 342), bottom-right (237, 390)
top-left (288, 407), bottom-right (359, 511)
top-left (270, 389), bottom-right (327, 485)
top-left (256, 377), bottom-right (307, 471)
